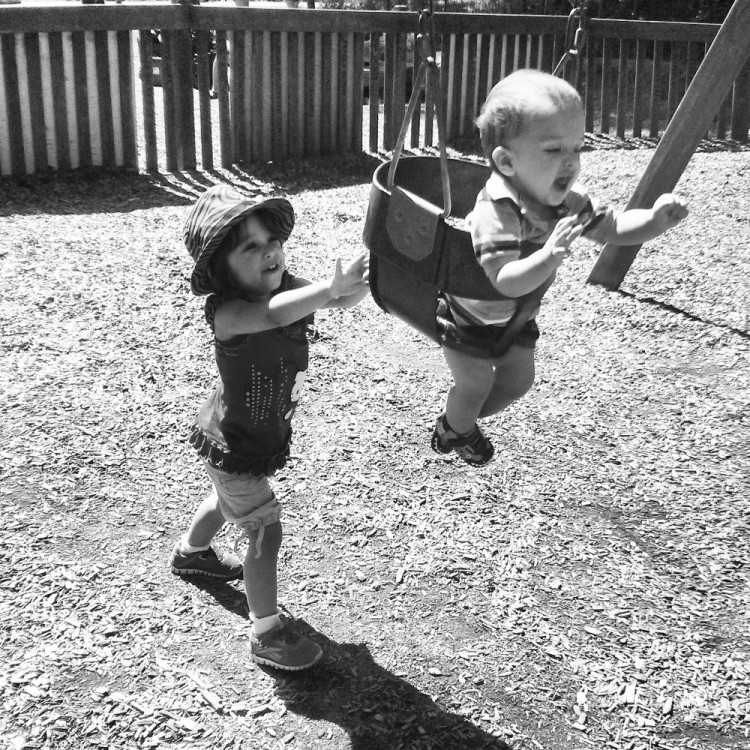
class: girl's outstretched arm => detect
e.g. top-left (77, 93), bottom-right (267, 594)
top-left (214, 254), bottom-right (369, 338)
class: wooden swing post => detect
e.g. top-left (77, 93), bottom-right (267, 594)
top-left (587, 0), bottom-right (750, 289)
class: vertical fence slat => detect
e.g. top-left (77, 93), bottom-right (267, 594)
top-left (280, 31), bottom-right (289, 159)
top-left (106, 31), bottom-right (122, 167)
top-left (615, 37), bottom-right (627, 138)
top-left (444, 33), bottom-right (455, 142)
top-left (38, 33), bottom-right (58, 171)
top-left (311, 31), bottom-right (321, 155)
top-left (584, 35), bottom-right (595, 132)
top-left (648, 39), bottom-right (663, 138)
top-left (458, 33), bottom-right (469, 137)
top-left (486, 33), bottom-right (496, 94)
top-left (329, 32), bottom-right (339, 152)
top-left (245, 32), bottom-right (256, 162)
top-left (0, 36), bottom-right (12, 176)
top-left (599, 36), bottom-right (611, 134)
top-left (160, 31), bottom-right (176, 171)
top-left (1, 34), bottom-right (23, 176)
top-left (174, 27), bottom-right (195, 170)
top-left (250, 31), bottom-right (261, 160)
top-left (23, 33), bottom-right (46, 172)
top-left (117, 30), bottom-right (136, 170)
top-left (368, 32), bottom-right (380, 152)
top-left (72, 31), bottom-right (91, 168)
top-left (321, 31), bottom-right (333, 154)
top-left (94, 30), bottom-right (114, 167)
top-left (382, 31), bottom-right (394, 149)
top-left (632, 38), bottom-right (645, 137)
top-left (195, 29), bottom-right (212, 171)
top-left (666, 40), bottom-right (680, 125)
top-left (512, 34), bottom-right (521, 71)
top-left (138, 30), bottom-right (157, 172)
top-left (231, 30), bottom-right (246, 163)
top-left (297, 32), bottom-right (307, 156)
top-left (352, 31), bottom-right (363, 154)
top-left (288, 31), bottom-right (301, 158)
top-left (262, 30), bottom-right (272, 160)
top-left (214, 29), bottom-right (231, 168)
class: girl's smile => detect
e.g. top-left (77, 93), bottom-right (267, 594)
top-left (226, 214), bottom-right (286, 297)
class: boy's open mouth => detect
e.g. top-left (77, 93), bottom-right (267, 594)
top-left (553, 176), bottom-right (572, 190)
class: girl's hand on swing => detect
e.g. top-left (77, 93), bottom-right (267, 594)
top-left (329, 253), bottom-right (369, 299)
top-left (652, 193), bottom-right (688, 231)
top-left (544, 216), bottom-right (584, 267)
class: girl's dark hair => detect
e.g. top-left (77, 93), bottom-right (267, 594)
top-left (206, 207), bottom-right (279, 294)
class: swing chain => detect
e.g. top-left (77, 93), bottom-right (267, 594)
top-left (387, 0), bottom-right (451, 220)
top-left (417, 1), bottom-right (437, 65)
top-left (552, 0), bottom-right (592, 81)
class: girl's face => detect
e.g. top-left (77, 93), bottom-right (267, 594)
top-left (494, 100), bottom-right (585, 210)
top-left (225, 214), bottom-right (286, 298)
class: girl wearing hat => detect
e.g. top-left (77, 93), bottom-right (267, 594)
top-left (172, 184), bottom-right (369, 671)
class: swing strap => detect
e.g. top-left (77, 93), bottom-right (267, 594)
top-left (387, 7), bottom-right (451, 220)
top-left (552, 0), bottom-right (591, 82)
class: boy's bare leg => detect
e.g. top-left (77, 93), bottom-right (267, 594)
top-left (442, 347), bottom-right (495, 435)
top-left (479, 345), bottom-right (535, 419)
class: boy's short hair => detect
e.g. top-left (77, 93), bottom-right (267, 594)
top-left (476, 69), bottom-right (583, 162)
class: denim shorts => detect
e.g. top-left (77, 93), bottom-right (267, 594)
top-left (203, 461), bottom-right (280, 531)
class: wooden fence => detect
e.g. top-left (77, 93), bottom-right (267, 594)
top-left (0, 3), bottom-right (748, 178)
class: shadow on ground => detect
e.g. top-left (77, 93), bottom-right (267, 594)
top-left (0, 154), bottom-right (383, 216)
top-left (267, 620), bottom-right (512, 750)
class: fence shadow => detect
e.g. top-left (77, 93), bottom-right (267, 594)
top-left (0, 154), bottom-right (383, 217)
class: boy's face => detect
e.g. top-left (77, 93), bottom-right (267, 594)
top-left (493, 101), bottom-right (585, 209)
top-left (225, 214), bottom-right (286, 298)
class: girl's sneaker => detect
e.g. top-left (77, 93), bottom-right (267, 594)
top-left (170, 542), bottom-right (243, 580)
top-left (250, 620), bottom-right (323, 671)
top-left (431, 413), bottom-right (494, 466)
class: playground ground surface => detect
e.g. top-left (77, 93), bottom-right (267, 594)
top-left (1, 136), bottom-right (749, 750)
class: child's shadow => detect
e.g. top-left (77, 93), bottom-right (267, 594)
top-left (180, 583), bottom-right (510, 748)
top-left (265, 619), bottom-right (512, 750)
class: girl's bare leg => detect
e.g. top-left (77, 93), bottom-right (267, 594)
top-left (242, 521), bottom-right (282, 619)
top-left (184, 491), bottom-right (226, 547)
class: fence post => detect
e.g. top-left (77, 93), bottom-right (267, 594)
top-left (587, 0), bottom-right (750, 289)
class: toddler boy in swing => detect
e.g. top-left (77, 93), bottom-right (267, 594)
top-left (432, 69), bottom-right (688, 466)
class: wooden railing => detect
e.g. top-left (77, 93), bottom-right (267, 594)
top-left (0, 4), bottom-right (747, 178)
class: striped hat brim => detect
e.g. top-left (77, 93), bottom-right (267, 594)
top-left (184, 185), bottom-right (295, 295)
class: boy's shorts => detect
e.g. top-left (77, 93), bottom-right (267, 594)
top-left (436, 298), bottom-right (540, 359)
top-left (204, 461), bottom-right (280, 532)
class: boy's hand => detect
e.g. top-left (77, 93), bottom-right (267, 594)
top-left (330, 253), bottom-right (370, 298)
top-left (652, 193), bottom-right (688, 231)
top-left (544, 216), bottom-right (584, 267)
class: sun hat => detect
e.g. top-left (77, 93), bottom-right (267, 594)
top-left (184, 184), bottom-right (295, 295)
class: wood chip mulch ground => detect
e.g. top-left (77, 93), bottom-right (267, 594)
top-left (1, 142), bottom-right (749, 750)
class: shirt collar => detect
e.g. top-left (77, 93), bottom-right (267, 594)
top-left (484, 171), bottom-right (571, 221)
